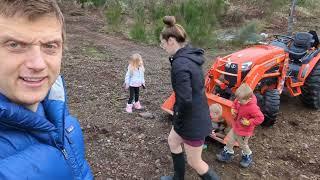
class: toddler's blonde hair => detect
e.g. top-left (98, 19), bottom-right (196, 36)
top-left (235, 83), bottom-right (253, 100)
top-left (129, 53), bottom-right (144, 74)
top-left (209, 103), bottom-right (222, 116)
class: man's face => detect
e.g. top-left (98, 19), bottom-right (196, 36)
top-left (0, 15), bottom-right (63, 107)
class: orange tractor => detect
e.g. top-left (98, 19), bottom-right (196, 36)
top-left (162, 31), bottom-right (320, 143)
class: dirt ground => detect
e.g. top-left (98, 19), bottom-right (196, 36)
top-left (61, 7), bottom-right (320, 180)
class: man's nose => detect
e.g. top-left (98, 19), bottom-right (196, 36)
top-left (25, 46), bottom-right (47, 71)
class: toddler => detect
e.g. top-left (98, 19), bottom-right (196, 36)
top-left (216, 83), bottom-right (264, 168)
top-left (209, 103), bottom-right (227, 138)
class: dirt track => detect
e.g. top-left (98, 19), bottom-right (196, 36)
top-left (62, 11), bottom-right (320, 180)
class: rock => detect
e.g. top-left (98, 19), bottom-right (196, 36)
top-left (156, 169), bottom-right (160, 173)
top-left (299, 174), bottom-right (309, 179)
top-left (139, 112), bottom-right (155, 119)
top-left (86, 124), bottom-right (91, 129)
top-left (138, 134), bottom-right (146, 139)
top-left (309, 159), bottom-right (316, 164)
top-left (155, 159), bottom-right (161, 164)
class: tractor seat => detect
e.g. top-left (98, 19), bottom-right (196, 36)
top-left (289, 32), bottom-right (314, 63)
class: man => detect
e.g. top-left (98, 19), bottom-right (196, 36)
top-left (0, 0), bottom-right (93, 179)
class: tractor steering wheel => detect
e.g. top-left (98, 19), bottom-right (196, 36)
top-left (273, 34), bottom-right (294, 44)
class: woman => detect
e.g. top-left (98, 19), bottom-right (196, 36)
top-left (160, 16), bottom-right (219, 180)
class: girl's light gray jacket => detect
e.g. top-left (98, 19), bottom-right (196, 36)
top-left (124, 65), bottom-right (145, 87)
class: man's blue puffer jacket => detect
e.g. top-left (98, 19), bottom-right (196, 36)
top-left (0, 76), bottom-right (93, 180)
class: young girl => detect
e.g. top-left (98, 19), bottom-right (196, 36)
top-left (160, 16), bottom-right (219, 180)
top-left (216, 83), bottom-right (264, 168)
top-left (124, 53), bottom-right (145, 113)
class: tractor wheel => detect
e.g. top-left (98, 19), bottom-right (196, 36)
top-left (261, 89), bottom-right (280, 127)
top-left (300, 62), bottom-right (320, 109)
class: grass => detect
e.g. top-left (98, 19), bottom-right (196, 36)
top-left (84, 46), bottom-right (107, 59)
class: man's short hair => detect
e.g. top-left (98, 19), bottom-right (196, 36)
top-left (235, 83), bottom-right (253, 100)
top-left (0, 0), bottom-right (66, 41)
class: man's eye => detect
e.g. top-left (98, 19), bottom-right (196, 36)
top-left (43, 43), bottom-right (58, 49)
top-left (9, 42), bottom-right (18, 48)
top-left (7, 41), bottom-right (25, 48)
top-left (42, 43), bottom-right (61, 55)
top-left (5, 41), bottom-right (27, 52)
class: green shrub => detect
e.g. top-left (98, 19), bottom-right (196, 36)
top-left (129, 4), bottom-right (147, 42)
top-left (102, 0), bottom-right (227, 47)
top-left (105, 0), bottom-right (123, 32)
top-left (232, 21), bottom-right (261, 46)
top-left (79, 0), bottom-right (106, 7)
top-left (177, 0), bottom-right (225, 46)
top-left (297, 0), bottom-right (320, 11)
top-left (129, 22), bottom-right (147, 42)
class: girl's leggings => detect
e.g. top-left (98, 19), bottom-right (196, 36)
top-left (128, 86), bottom-right (140, 104)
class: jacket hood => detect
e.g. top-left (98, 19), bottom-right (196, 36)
top-left (172, 44), bottom-right (205, 65)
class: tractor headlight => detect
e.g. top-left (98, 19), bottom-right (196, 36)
top-left (241, 62), bottom-right (252, 71)
top-left (225, 62), bottom-right (232, 68)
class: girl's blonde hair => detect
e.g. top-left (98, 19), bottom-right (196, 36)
top-left (235, 83), bottom-right (253, 100)
top-left (209, 103), bottom-right (222, 116)
top-left (129, 53), bottom-right (144, 74)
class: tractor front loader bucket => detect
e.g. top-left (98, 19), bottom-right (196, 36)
top-left (161, 92), bottom-right (235, 144)
top-left (161, 93), bottom-right (175, 115)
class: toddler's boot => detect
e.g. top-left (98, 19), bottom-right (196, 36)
top-left (126, 104), bottom-right (133, 113)
top-left (216, 148), bottom-right (234, 162)
top-left (133, 101), bottom-right (142, 110)
top-left (240, 153), bottom-right (252, 168)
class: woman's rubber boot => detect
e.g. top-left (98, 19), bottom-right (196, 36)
top-left (199, 169), bottom-right (220, 180)
top-left (160, 152), bottom-right (185, 180)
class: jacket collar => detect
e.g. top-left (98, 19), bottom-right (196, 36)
top-left (0, 76), bottom-right (67, 147)
top-left (0, 94), bottom-right (56, 132)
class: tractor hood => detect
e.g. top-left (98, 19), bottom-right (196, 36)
top-left (225, 45), bottom-right (285, 65)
